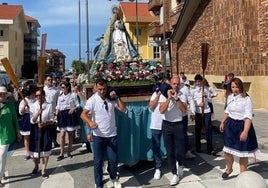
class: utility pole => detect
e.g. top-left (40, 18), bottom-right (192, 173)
top-left (162, 0), bottom-right (166, 71)
top-left (135, 0), bottom-right (139, 54)
top-left (78, 0), bottom-right (81, 62)
top-left (86, 0), bottom-right (90, 64)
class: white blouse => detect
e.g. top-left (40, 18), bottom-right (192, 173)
top-left (56, 92), bottom-right (79, 111)
top-left (225, 94), bottom-right (253, 120)
top-left (19, 97), bottom-right (36, 115)
top-left (30, 101), bottom-right (54, 124)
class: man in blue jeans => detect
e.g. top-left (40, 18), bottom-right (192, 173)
top-left (80, 79), bottom-right (126, 188)
top-left (148, 80), bottom-right (170, 180)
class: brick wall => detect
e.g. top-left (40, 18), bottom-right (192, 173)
top-left (170, 0), bottom-right (268, 108)
top-left (171, 0), bottom-right (268, 76)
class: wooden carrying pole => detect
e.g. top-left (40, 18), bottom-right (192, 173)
top-left (0, 57), bottom-right (25, 100)
top-left (201, 42), bottom-right (209, 127)
top-left (37, 33), bottom-right (47, 160)
top-left (37, 56), bottom-right (46, 159)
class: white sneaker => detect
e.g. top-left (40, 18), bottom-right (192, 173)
top-left (154, 169), bottom-right (161, 180)
top-left (176, 162), bottom-right (184, 178)
top-left (170, 174), bottom-right (179, 186)
top-left (185, 150), bottom-right (196, 159)
top-left (112, 179), bottom-right (122, 188)
top-left (82, 143), bottom-right (87, 148)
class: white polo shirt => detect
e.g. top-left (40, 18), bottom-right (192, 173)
top-left (149, 91), bottom-right (163, 130)
top-left (159, 91), bottom-right (187, 122)
top-left (84, 93), bottom-right (117, 137)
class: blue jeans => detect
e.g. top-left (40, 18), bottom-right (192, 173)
top-left (93, 135), bottom-right (118, 188)
top-left (151, 129), bottom-right (162, 169)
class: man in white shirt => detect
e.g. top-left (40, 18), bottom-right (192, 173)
top-left (148, 80), bottom-right (169, 180)
top-left (179, 82), bottom-right (196, 159)
top-left (80, 79), bottom-right (126, 188)
top-left (159, 76), bottom-right (187, 186)
top-left (43, 75), bottom-right (60, 148)
top-left (190, 74), bottom-right (214, 155)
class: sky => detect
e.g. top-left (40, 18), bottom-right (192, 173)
top-left (4, 0), bottom-right (148, 69)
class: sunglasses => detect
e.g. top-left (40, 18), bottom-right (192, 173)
top-left (104, 101), bottom-right (108, 111)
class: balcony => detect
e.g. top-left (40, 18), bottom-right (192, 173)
top-left (148, 0), bottom-right (162, 12)
top-left (148, 21), bottom-right (172, 38)
top-left (170, 3), bottom-right (184, 30)
top-left (24, 38), bottom-right (38, 43)
top-left (148, 21), bottom-right (162, 37)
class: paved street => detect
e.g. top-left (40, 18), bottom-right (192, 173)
top-left (3, 102), bottom-right (268, 188)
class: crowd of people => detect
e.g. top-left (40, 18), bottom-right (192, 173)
top-left (148, 72), bottom-right (258, 186)
top-left (0, 71), bottom-right (259, 188)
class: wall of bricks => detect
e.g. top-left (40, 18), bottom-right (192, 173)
top-left (170, 0), bottom-right (268, 108)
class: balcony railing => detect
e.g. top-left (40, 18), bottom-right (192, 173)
top-left (170, 3), bottom-right (184, 29)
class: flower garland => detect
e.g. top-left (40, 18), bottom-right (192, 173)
top-left (90, 59), bottom-right (164, 85)
top-left (76, 60), bottom-right (164, 87)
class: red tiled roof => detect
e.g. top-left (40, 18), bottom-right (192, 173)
top-left (25, 15), bottom-right (36, 21)
top-left (0, 5), bottom-right (23, 19)
top-left (120, 2), bottom-right (157, 23)
top-left (25, 14), bottom-right (41, 27)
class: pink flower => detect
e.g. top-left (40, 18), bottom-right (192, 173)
top-left (144, 72), bottom-right (150, 77)
top-left (115, 73), bottom-right (121, 80)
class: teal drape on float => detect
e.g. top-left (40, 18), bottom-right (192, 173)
top-left (116, 101), bottom-right (167, 165)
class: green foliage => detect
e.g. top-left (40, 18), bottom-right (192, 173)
top-left (72, 60), bottom-right (94, 75)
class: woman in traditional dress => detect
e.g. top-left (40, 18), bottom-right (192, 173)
top-left (55, 81), bottom-right (79, 161)
top-left (219, 77), bottom-right (258, 179)
top-left (29, 89), bottom-right (54, 179)
top-left (19, 85), bottom-right (36, 160)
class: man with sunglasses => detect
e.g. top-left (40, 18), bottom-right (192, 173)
top-left (43, 75), bottom-right (60, 148)
top-left (80, 79), bottom-right (126, 188)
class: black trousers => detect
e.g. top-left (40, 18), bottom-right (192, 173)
top-left (162, 120), bottom-right (185, 175)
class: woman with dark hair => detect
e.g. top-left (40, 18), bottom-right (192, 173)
top-left (29, 89), bottom-right (54, 179)
top-left (55, 81), bottom-right (79, 161)
top-left (220, 77), bottom-right (258, 179)
top-left (19, 85), bottom-right (37, 160)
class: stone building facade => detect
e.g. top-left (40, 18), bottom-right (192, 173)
top-left (170, 0), bottom-right (268, 109)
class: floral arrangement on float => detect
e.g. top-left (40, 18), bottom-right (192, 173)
top-left (89, 59), bottom-right (164, 86)
top-left (75, 73), bottom-right (88, 87)
top-left (77, 59), bottom-right (164, 87)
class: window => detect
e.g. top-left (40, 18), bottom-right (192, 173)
top-left (153, 46), bottom-right (161, 59)
top-left (0, 30), bottom-right (3, 37)
top-left (134, 28), bottom-right (141, 36)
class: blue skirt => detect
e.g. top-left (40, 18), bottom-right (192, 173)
top-left (29, 124), bottom-right (52, 158)
top-left (57, 109), bottom-right (79, 131)
top-left (223, 117), bottom-right (258, 157)
top-left (19, 113), bottom-right (32, 135)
